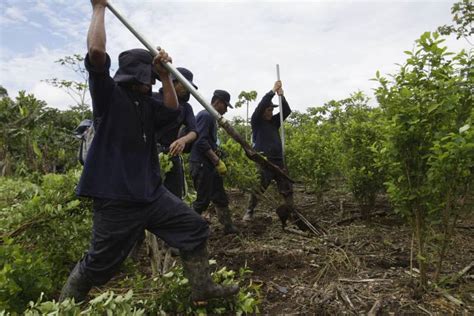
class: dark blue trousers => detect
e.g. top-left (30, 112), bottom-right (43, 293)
top-left (163, 155), bottom-right (185, 199)
top-left (78, 186), bottom-right (209, 285)
top-left (190, 161), bottom-right (229, 214)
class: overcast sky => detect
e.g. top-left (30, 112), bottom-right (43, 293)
top-left (0, 0), bottom-right (469, 119)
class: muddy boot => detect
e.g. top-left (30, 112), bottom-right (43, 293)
top-left (59, 262), bottom-right (93, 302)
top-left (180, 244), bottom-right (240, 303)
top-left (216, 206), bottom-right (239, 235)
top-left (242, 209), bottom-right (254, 222)
top-left (276, 204), bottom-right (291, 228)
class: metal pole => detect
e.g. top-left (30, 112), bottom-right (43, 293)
top-left (276, 64), bottom-right (286, 166)
top-left (105, 1), bottom-right (293, 183)
top-left (106, 1), bottom-right (222, 123)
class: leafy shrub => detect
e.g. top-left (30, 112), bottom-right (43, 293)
top-left (0, 240), bottom-right (53, 314)
top-left (220, 138), bottom-right (259, 192)
top-left (338, 93), bottom-right (385, 215)
top-left (1, 171), bottom-right (92, 313)
top-left (374, 32), bottom-right (473, 285)
top-left (20, 291), bottom-right (144, 316)
top-left (286, 106), bottom-right (343, 198)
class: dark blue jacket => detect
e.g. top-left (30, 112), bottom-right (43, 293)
top-left (190, 110), bottom-right (218, 164)
top-left (153, 89), bottom-right (197, 147)
top-left (76, 53), bottom-right (178, 202)
top-left (251, 91), bottom-right (291, 161)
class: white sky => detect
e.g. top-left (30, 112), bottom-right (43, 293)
top-left (0, 0), bottom-right (470, 119)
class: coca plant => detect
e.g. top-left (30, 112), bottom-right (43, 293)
top-left (374, 32), bottom-right (473, 287)
top-left (337, 92), bottom-right (385, 218)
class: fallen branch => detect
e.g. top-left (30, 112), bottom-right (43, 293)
top-left (405, 269), bottom-right (465, 307)
top-left (339, 278), bottom-right (392, 283)
top-left (455, 225), bottom-right (474, 230)
top-left (417, 305), bottom-right (433, 315)
top-left (294, 209), bottom-right (327, 236)
top-left (284, 227), bottom-right (312, 238)
top-left (368, 299), bottom-right (382, 316)
top-left (335, 210), bottom-right (387, 226)
top-left (336, 285), bottom-right (355, 311)
top-left (1, 214), bottom-right (60, 242)
top-left (454, 261), bottom-right (474, 281)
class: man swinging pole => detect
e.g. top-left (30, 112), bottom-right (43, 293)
top-left (59, 0), bottom-right (239, 303)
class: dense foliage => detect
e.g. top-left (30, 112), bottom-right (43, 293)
top-left (0, 89), bottom-right (90, 176)
top-left (0, 171), bottom-right (91, 313)
top-left (374, 32), bottom-right (473, 285)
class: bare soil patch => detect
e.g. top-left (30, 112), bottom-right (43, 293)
top-left (202, 186), bottom-right (474, 314)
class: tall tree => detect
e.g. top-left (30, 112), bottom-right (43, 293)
top-left (234, 90), bottom-right (257, 142)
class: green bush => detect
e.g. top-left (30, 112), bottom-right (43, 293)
top-left (0, 171), bottom-right (92, 313)
top-left (220, 138), bottom-right (259, 192)
top-left (374, 32), bottom-right (473, 285)
top-left (0, 240), bottom-right (53, 314)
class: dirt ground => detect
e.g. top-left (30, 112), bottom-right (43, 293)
top-left (102, 184), bottom-right (473, 314)
top-left (202, 185), bottom-right (474, 314)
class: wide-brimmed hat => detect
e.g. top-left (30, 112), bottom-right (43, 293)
top-left (113, 48), bottom-right (158, 85)
top-left (266, 103), bottom-right (279, 108)
top-left (213, 89), bottom-right (233, 108)
top-left (171, 67), bottom-right (198, 89)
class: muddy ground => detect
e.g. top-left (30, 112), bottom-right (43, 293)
top-left (203, 185), bottom-right (474, 314)
top-left (103, 184), bottom-right (473, 314)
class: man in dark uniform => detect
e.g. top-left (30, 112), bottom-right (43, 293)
top-left (189, 90), bottom-right (239, 235)
top-left (59, 0), bottom-right (238, 303)
top-left (242, 80), bottom-right (293, 222)
top-left (154, 67), bottom-right (198, 199)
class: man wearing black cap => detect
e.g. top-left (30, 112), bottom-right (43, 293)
top-left (189, 90), bottom-right (239, 234)
top-left (153, 67), bottom-right (198, 198)
top-left (59, 0), bottom-right (238, 304)
top-left (242, 80), bottom-right (293, 222)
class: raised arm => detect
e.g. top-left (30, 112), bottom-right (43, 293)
top-left (251, 92), bottom-right (273, 126)
top-left (153, 49), bottom-right (179, 110)
top-left (251, 80), bottom-right (282, 126)
top-left (281, 95), bottom-right (292, 120)
top-left (87, 0), bottom-right (107, 68)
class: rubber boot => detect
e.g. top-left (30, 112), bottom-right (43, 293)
top-left (276, 204), bottom-right (291, 228)
top-left (59, 262), bottom-right (93, 302)
top-left (180, 244), bottom-right (239, 303)
top-left (215, 206), bottom-right (239, 234)
top-left (283, 194), bottom-right (308, 231)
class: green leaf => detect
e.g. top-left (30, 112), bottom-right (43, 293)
top-left (459, 124), bottom-right (470, 133)
top-left (32, 141), bottom-right (43, 159)
top-left (427, 103), bottom-right (440, 113)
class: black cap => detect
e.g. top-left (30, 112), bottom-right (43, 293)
top-left (213, 89), bottom-right (233, 108)
top-left (171, 67), bottom-right (198, 89)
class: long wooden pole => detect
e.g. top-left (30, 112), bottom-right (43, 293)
top-left (106, 1), bottom-right (293, 182)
